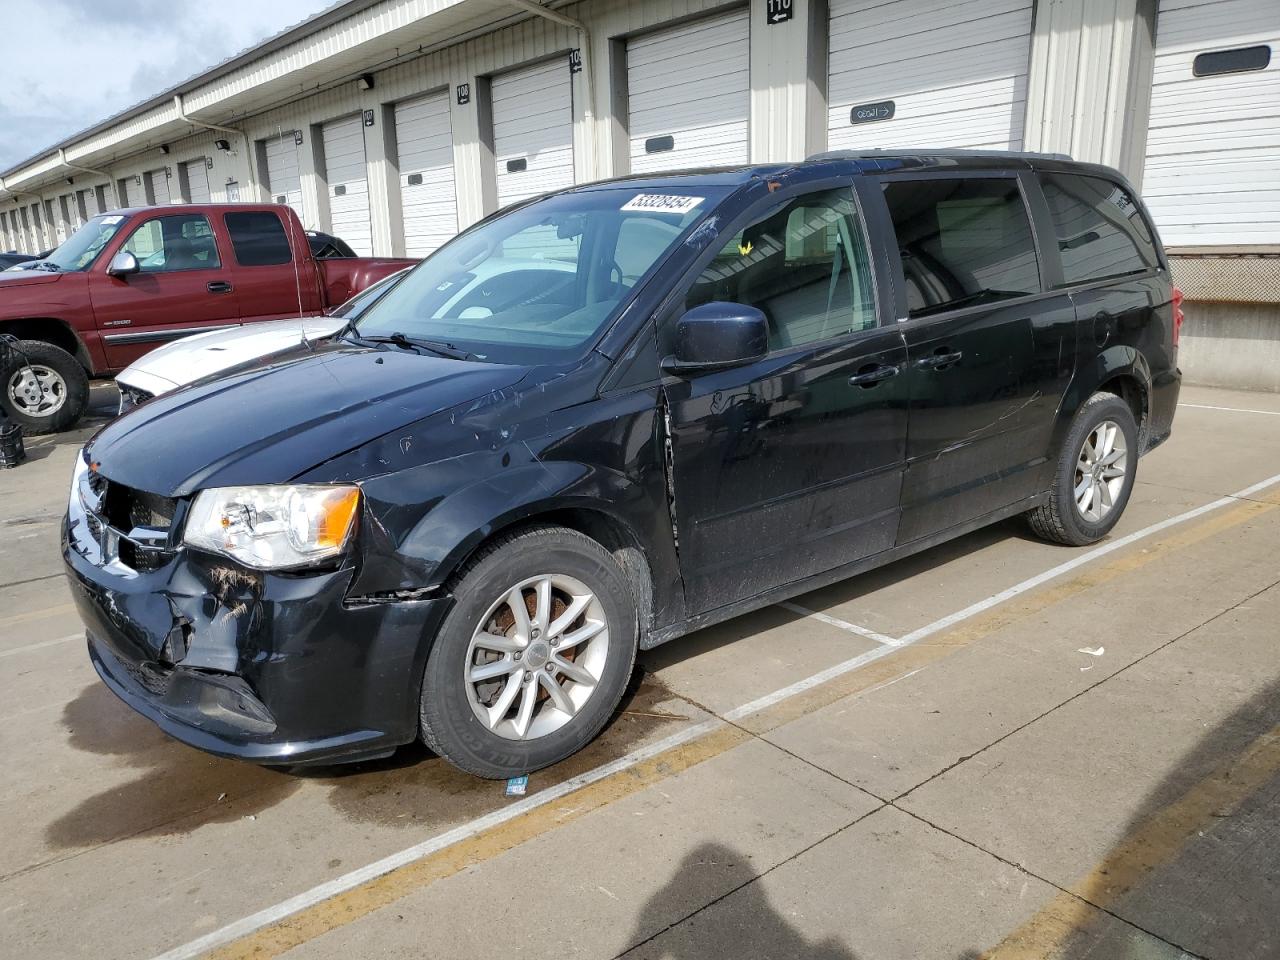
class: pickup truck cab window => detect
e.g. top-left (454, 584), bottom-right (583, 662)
top-left (354, 187), bottom-right (720, 364)
top-left (882, 176), bottom-right (1041, 318)
top-left (685, 188), bottom-right (876, 349)
top-left (119, 214), bottom-right (221, 273)
top-left (225, 210), bottom-right (293, 266)
top-left (1039, 173), bottom-right (1159, 286)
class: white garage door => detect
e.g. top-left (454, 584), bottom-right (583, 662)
top-left (627, 10), bottom-right (750, 174)
top-left (147, 168), bottom-right (172, 205)
top-left (264, 133), bottom-right (306, 222)
top-left (1142, 0), bottom-right (1279, 247)
top-left (492, 57), bottom-right (575, 208)
top-left (827, 0), bottom-right (1033, 152)
top-left (323, 115), bottom-right (374, 256)
top-left (395, 92), bottom-right (459, 257)
top-left (182, 159), bottom-right (212, 204)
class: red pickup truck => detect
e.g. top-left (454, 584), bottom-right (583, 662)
top-left (0, 203), bottom-right (416, 432)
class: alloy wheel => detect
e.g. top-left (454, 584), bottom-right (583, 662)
top-left (464, 574), bottom-right (610, 741)
top-left (6, 364), bottom-right (67, 417)
top-left (1074, 419), bottom-right (1128, 522)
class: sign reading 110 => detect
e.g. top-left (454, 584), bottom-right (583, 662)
top-left (766, 0), bottom-right (793, 25)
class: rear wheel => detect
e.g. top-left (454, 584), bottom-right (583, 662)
top-left (0, 340), bottom-right (89, 433)
top-left (419, 525), bottom-right (638, 779)
top-left (1027, 392), bottom-right (1138, 546)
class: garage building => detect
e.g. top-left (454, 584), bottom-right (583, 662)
top-left (0, 0), bottom-right (1276, 387)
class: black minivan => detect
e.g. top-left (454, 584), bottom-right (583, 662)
top-left (64, 151), bottom-right (1181, 777)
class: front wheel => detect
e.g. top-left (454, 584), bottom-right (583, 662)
top-left (419, 525), bottom-right (638, 779)
top-left (1027, 391), bottom-right (1138, 546)
top-left (0, 340), bottom-right (89, 433)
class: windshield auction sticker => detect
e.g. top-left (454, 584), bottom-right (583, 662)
top-left (621, 194), bottom-right (704, 214)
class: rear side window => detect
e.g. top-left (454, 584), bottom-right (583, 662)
top-left (225, 211), bottom-right (292, 266)
top-left (1040, 174), bottom-right (1157, 286)
top-left (685, 188), bottom-right (877, 350)
top-left (881, 177), bottom-right (1040, 319)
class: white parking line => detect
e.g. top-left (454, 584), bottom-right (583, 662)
top-left (777, 601), bottom-right (901, 646)
top-left (1180, 403), bottom-right (1280, 417)
top-left (0, 634), bottom-right (80, 659)
top-left (152, 470), bottom-right (1280, 960)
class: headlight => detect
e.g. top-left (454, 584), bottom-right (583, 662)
top-left (183, 484), bottom-right (360, 570)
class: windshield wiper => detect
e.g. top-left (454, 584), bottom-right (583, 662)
top-left (356, 331), bottom-right (478, 361)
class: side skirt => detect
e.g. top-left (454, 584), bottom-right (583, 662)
top-left (641, 492), bottom-right (1047, 650)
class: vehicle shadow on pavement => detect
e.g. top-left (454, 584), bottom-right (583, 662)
top-left (1038, 674), bottom-right (1280, 960)
top-left (311, 667), bottom-right (694, 832)
top-left (44, 683), bottom-right (300, 850)
top-left (619, 841), bottom-right (862, 959)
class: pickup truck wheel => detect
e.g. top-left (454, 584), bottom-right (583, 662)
top-left (1027, 392), bottom-right (1138, 546)
top-left (419, 525), bottom-right (638, 779)
top-left (0, 340), bottom-right (89, 433)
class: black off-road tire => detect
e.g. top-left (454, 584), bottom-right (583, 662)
top-left (1027, 391), bottom-right (1139, 546)
top-left (0, 339), bottom-right (89, 433)
top-left (419, 525), bottom-right (638, 779)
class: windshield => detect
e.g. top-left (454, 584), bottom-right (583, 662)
top-left (353, 187), bottom-right (726, 363)
top-left (43, 214), bottom-right (132, 272)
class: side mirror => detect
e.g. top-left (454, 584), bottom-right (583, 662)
top-left (107, 251), bottom-right (140, 278)
top-left (661, 302), bottom-right (768, 373)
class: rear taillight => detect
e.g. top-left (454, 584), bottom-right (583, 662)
top-left (1171, 286), bottom-right (1185, 348)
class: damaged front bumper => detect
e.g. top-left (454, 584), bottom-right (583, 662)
top-left (63, 480), bottom-right (450, 766)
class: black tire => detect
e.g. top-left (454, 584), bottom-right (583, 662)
top-left (419, 525), bottom-right (638, 779)
top-left (0, 340), bottom-right (89, 433)
top-left (1027, 391), bottom-right (1139, 546)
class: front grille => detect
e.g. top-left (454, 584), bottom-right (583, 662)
top-left (102, 481), bottom-right (177, 534)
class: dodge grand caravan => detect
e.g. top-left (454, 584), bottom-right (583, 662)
top-left (64, 151), bottom-right (1181, 778)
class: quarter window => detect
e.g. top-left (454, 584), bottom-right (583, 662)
top-left (119, 215), bottom-right (220, 272)
top-left (882, 177), bottom-right (1040, 319)
top-left (225, 211), bottom-right (292, 266)
top-left (685, 189), bottom-right (876, 349)
top-left (1040, 174), bottom-right (1157, 286)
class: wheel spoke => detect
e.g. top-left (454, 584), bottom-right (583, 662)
top-left (547, 594), bottom-right (592, 639)
top-left (485, 673), bottom-right (523, 729)
top-left (470, 658), bottom-right (516, 683)
top-left (553, 655), bottom-right (596, 686)
top-left (508, 587), bottom-right (532, 641)
top-left (538, 671), bottom-right (576, 716)
top-left (1099, 448), bottom-right (1124, 467)
top-left (1100, 480), bottom-right (1114, 510)
top-left (554, 618), bottom-right (605, 652)
top-left (1102, 465), bottom-right (1125, 480)
top-left (473, 631), bottom-right (522, 654)
top-left (1076, 477), bottom-right (1093, 512)
top-left (533, 577), bottom-right (553, 634)
top-left (1090, 482), bottom-right (1102, 519)
top-left (512, 680), bottom-right (538, 738)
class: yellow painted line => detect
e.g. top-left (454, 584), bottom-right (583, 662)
top-left (206, 726), bottom-right (751, 960)
top-left (199, 499), bottom-right (1278, 960)
top-left (983, 722), bottom-right (1280, 959)
top-left (0, 602), bottom-right (76, 630)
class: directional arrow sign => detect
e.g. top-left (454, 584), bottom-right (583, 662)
top-left (766, 0), bottom-right (793, 25)
top-left (850, 100), bottom-right (896, 125)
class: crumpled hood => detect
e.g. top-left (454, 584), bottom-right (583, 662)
top-left (117, 316), bottom-right (348, 392)
top-left (88, 341), bottom-right (529, 497)
top-left (0, 269), bottom-right (64, 288)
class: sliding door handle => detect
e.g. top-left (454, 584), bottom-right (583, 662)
top-left (916, 349), bottom-right (963, 370)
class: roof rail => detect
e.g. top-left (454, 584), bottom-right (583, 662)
top-left (807, 148), bottom-right (1074, 162)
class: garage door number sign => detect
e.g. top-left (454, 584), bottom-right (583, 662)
top-left (765, 0), bottom-right (793, 25)
top-left (850, 100), bottom-right (896, 124)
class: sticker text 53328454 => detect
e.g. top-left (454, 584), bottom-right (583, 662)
top-left (621, 194), bottom-right (704, 214)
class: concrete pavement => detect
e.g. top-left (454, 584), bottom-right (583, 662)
top-left (2, 383), bottom-right (1278, 959)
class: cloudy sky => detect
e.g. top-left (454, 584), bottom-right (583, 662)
top-left (1, 0), bottom-right (326, 171)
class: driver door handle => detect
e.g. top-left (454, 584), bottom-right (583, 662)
top-left (207, 281), bottom-right (233, 294)
top-left (848, 363), bottom-right (901, 387)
